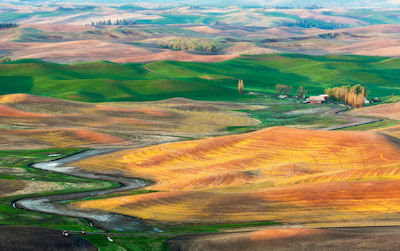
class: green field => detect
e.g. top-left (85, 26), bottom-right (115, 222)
top-left (0, 149), bottom-right (115, 231)
top-left (1, 54), bottom-right (399, 103)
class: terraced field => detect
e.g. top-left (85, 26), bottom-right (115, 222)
top-left (0, 93), bottom-right (259, 149)
top-left (72, 126), bottom-right (400, 225)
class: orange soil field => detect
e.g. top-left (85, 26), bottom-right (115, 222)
top-left (374, 125), bottom-right (400, 139)
top-left (0, 94), bottom-right (258, 149)
top-left (73, 127), bottom-right (400, 225)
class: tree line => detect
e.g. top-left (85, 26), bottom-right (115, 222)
top-left (276, 84), bottom-right (308, 98)
top-left (281, 19), bottom-right (346, 29)
top-left (90, 19), bottom-right (137, 26)
top-left (0, 23), bottom-right (18, 29)
top-left (156, 38), bottom-right (220, 53)
top-left (324, 84), bottom-right (368, 107)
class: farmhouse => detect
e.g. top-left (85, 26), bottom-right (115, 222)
top-left (306, 94), bottom-right (328, 104)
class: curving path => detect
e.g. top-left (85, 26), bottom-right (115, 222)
top-left (15, 149), bottom-right (159, 232)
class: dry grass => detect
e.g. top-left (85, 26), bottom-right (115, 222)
top-left (0, 179), bottom-right (27, 197)
top-left (73, 127), bottom-right (400, 225)
top-left (0, 179), bottom-right (64, 198)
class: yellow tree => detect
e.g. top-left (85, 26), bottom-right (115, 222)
top-left (238, 79), bottom-right (244, 94)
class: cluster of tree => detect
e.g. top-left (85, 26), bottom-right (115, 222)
top-left (213, 21), bottom-right (227, 27)
top-left (0, 56), bottom-right (11, 63)
top-left (238, 79), bottom-right (244, 94)
top-left (57, 6), bottom-right (95, 12)
top-left (0, 23), bottom-right (18, 29)
top-left (324, 84), bottom-right (369, 107)
top-left (90, 19), bottom-right (136, 26)
top-left (275, 84), bottom-right (309, 98)
top-left (276, 84), bottom-right (293, 95)
top-left (281, 19), bottom-right (346, 30)
top-left (296, 85), bottom-right (308, 99)
top-left (157, 38), bottom-right (220, 53)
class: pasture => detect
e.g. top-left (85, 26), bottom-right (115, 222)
top-left (0, 54), bottom-right (399, 102)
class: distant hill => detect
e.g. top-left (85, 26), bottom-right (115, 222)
top-left (5, 0), bottom-right (400, 7)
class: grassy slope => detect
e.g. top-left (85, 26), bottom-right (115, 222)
top-left (0, 54), bottom-right (399, 103)
top-left (0, 149), bottom-right (117, 230)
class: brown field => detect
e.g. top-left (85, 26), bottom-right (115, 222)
top-left (1, 40), bottom-right (153, 63)
top-left (0, 178), bottom-right (64, 198)
top-left (2, 20), bottom-right (400, 63)
top-left (184, 26), bottom-right (222, 34)
top-left (72, 127), bottom-right (400, 225)
top-left (0, 179), bottom-right (26, 197)
top-left (167, 226), bottom-right (400, 251)
top-left (331, 38), bottom-right (400, 57)
top-left (0, 94), bottom-right (259, 149)
top-left (114, 50), bottom-right (238, 63)
top-left (349, 102), bottom-right (400, 120)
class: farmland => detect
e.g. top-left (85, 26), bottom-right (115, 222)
top-left (0, 93), bottom-right (262, 149)
top-left (2, 2), bottom-right (400, 250)
top-left (0, 54), bottom-right (399, 103)
top-left (73, 127), bottom-right (400, 225)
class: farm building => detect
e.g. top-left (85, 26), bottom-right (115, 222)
top-left (306, 95), bottom-right (328, 104)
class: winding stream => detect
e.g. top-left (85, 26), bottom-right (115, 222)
top-left (15, 149), bottom-right (158, 232)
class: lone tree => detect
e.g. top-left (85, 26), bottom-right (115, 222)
top-left (238, 79), bottom-right (244, 94)
top-left (296, 85), bottom-right (308, 99)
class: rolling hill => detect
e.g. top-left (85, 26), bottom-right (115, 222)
top-left (72, 126), bottom-right (400, 225)
top-left (0, 54), bottom-right (399, 103)
top-left (0, 93), bottom-right (258, 149)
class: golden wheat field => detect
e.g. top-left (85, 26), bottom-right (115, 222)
top-left (73, 126), bottom-right (400, 225)
top-left (0, 94), bottom-right (259, 149)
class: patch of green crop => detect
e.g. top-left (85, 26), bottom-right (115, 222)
top-left (0, 149), bottom-right (117, 231)
top-left (1, 54), bottom-right (399, 103)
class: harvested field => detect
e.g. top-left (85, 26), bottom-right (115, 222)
top-left (0, 128), bottom-right (128, 149)
top-left (114, 50), bottom-right (237, 63)
top-left (167, 226), bottom-right (400, 251)
top-left (2, 40), bottom-right (152, 63)
top-left (73, 127), bottom-right (400, 225)
top-left (184, 26), bottom-right (222, 34)
top-left (0, 179), bottom-right (26, 197)
top-left (0, 178), bottom-right (63, 198)
top-left (0, 94), bottom-right (259, 149)
top-left (375, 125), bottom-right (400, 140)
top-left (350, 102), bottom-right (400, 120)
